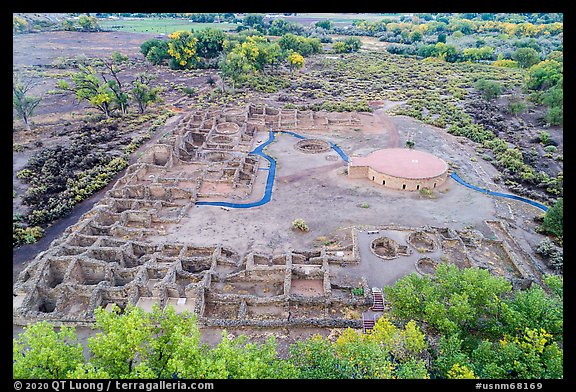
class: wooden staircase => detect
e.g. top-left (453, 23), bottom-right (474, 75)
top-left (370, 287), bottom-right (384, 312)
top-left (362, 313), bottom-right (376, 334)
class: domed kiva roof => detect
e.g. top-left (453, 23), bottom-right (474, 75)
top-left (350, 148), bottom-right (448, 179)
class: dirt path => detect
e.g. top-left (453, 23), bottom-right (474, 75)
top-left (276, 161), bottom-right (344, 183)
top-left (12, 169), bottom-right (123, 283)
top-left (372, 107), bottom-right (400, 147)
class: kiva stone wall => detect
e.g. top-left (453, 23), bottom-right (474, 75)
top-left (349, 165), bottom-right (448, 191)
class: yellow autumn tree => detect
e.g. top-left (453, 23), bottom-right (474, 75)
top-left (167, 31), bottom-right (200, 69)
top-left (286, 51), bottom-right (304, 72)
top-left (447, 363), bottom-right (477, 379)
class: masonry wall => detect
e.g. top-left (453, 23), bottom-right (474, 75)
top-left (347, 165), bottom-right (368, 178)
top-left (348, 164), bottom-right (448, 191)
top-left (368, 167), bottom-right (448, 191)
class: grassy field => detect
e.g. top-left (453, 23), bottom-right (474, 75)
top-left (98, 18), bottom-right (237, 34)
top-left (279, 13), bottom-right (401, 25)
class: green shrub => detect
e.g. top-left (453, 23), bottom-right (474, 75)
top-left (13, 223), bottom-right (44, 246)
top-left (183, 87), bottom-right (196, 97)
top-left (507, 99), bottom-right (527, 115)
top-left (545, 106), bottom-right (563, 126)
top-left (292, 218), bottom-right (309, 232)
top-left (538, 131), bottom-right (551, 145)
top-left (419, 187), bottom-right (434, 198)
top-left (474, 79), bottom-right (502, 101)
top-left (16, 169), bottom-right (33, 181)
top-left (105, 157), bottom-right (129, 172)
top-left (352, 287), bottom-right (364, 296)
top-left (540, 198), bottom-right (562, 238)
top-left (543, 145), bottom-right (557, 153)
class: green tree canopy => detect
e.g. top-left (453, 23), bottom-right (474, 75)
top-left (540, 197), bottom-right (563, 238)
top-left (278, 33), bottom-right (322, 57)
top-left (77, 15), bottom-right (100, 32)
top-left (131, 74), bottom-right (160, 113)
top-left (13, 74), bottom-right (41, 130)
top-left (13, 322), bottom-right (84, 379)
top-left (384, 264), bottom-right (512, 336)
top-left (315, 20), bottom-right (333, 30)
top-left (526, 60), bottom-right (563, 90)
top-left (194, 28), bottom-right (226, 59)
top-left (512, 47), bottom-right (541, 68)
top-left (474, 79), bottom-right (503, 100)
top-left (140, 38), bottom-right (170, 65)
top-left (287, 317), bottom-right (429, 379)
top-left (243, 14), bottom-right (264, 27)
top-left (57, 66), bottom-right (115, 117)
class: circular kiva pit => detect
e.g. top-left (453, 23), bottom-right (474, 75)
top-left (215, 122), bottom-right (240, 135)
top-left (209, 135), bottom-right (234, 144)
top-left (224, 107), bottom-right (245, 115)
top-left (348, 148), bottom-right (449, 191)
top-left (407, 231), bottom-right (436, 252)
top-left (415, 257), bottom-right (438, 275)
top-left (294, 139), bottom-right (331, 154)
top-left (370, 236), bottom-right (411, 260)
top-left (204, 151), bottom-right (234, 162)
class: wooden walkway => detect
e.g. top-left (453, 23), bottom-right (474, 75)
top-left (362, 287), bottom-right (385, 333)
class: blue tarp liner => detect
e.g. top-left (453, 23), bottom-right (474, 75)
top-left (278, 130), bottom-right (306, 140)
top-left (196, 137), bottom-right (547, 213)
top-left (196, 131), bottom-right (349, 208)
top-left (196, 131), bottom-right (277, 208)
top-left (329, 142), bottom-right (350, 163)
top-left (450, 172), bottom-right (548, 212)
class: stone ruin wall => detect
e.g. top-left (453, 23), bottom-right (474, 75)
top-left (350, 165), bottom-right (449, 191)
top-left (13, 104), bottom-right (540, 328)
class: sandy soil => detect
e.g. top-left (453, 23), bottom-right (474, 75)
top-left (157, 111), bottom-right (507, 259)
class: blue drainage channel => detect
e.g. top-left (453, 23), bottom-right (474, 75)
top-left (450, 172), bottom-right (548, 212)
top-left (196, 134), bottom-right (547, 213)
top-left (195, 131), bottom-right (350, 209)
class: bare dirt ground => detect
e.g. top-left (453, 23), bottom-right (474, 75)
top-left (13, 31), bottom-right (156, 66)
top-left (157, 110), bottom-right (519, 259)
top-left (12, 30), bottom-right (554, 354)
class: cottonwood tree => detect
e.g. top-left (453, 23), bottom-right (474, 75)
top-left (219, 50), bottom-right (252, 92)
top-left (13, 74), bottom-right (42, 131)
top-left (384, 264), bottom-right (512, 336)
top-left (13, 321), bottom-right (84, 379)
top-left (78, 15), bottom-right (100, 32)
top-left (57, 53), bottom-right (131, 118)
top-left (13, 15), bottom-right (29, 33)
top-left (526, 60), bottom-right (563, 90)
top-left (512, 47), bottom-right (541, 68)
top-left (100, 57), bottom-right (129, 115)
top-left (131, 73), bottom-right (160, 114)
top-left (57, 66), bottom-right (115, 117)
top-left (287, 317), bottom-right (429, 379)
top-left (167, 31), bottom-right (200, 69)
top-left (194, 28), bottom-right (226, 59)
top-left (14, 304), bottom-right (296, 379)
top-left (287, 51), bottom-right (305, 72)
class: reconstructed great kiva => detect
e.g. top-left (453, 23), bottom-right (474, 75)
top-left (348, 148), bottom-right (449, 191)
